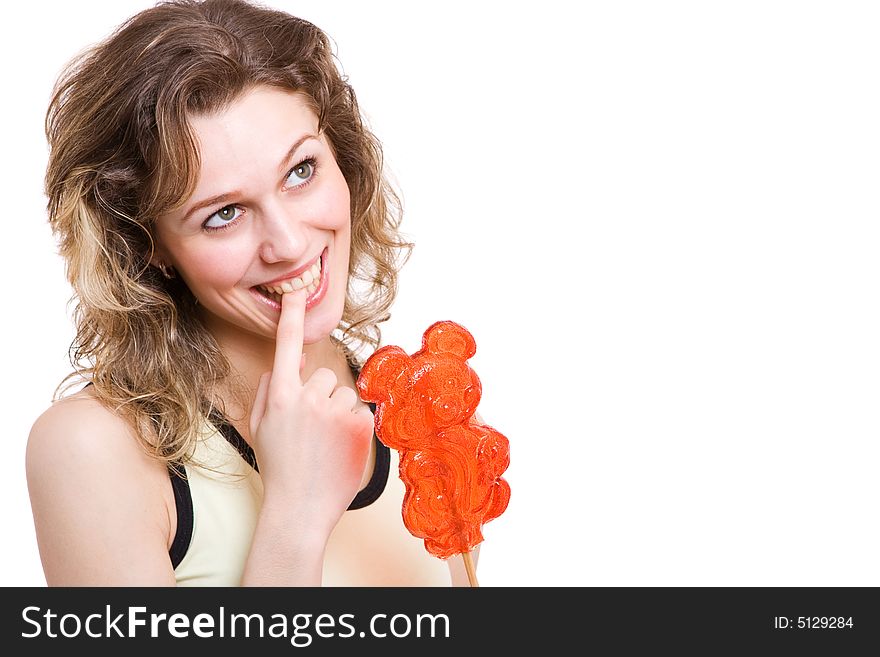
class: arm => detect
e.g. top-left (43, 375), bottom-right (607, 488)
top-left (241, 289), bottom-right (375, 586)
top-left (26, 395), bottom-right (177, 586)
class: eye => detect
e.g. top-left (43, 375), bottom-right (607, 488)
top-left (285, 158), bottom-right (316, 188)
top-left (204, 204), bottom-right (242, 229)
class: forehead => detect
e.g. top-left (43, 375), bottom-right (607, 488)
top-left (189, 86), bottom-right (320, 171)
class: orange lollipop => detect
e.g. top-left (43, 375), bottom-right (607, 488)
top-left (356, 321), bottom-right (510, 586)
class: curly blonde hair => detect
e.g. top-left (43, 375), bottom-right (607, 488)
top-left (45, 0), bottom-right (411, 464)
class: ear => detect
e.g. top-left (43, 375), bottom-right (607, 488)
top-left (150, 257), bottom-right (176, 279)
top-left (147, 232), bottom-right (179, 279)
top-left (148, 229), bottom-right (173, 267)
top-left (356, 346), bottom-right (411, 403)
top-left (149, 243), bottom-right (173, 273)
top-left (421, 321), bottom-right (476, 360)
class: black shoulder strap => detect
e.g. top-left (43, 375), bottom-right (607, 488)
top-left (167, 465), bottom-right (193, 569)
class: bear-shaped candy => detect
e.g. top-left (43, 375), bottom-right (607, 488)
top-left (357, 321), bottom-right (511, 559)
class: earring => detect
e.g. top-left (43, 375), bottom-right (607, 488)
top-left (157, 262), bottom-right (175, 279)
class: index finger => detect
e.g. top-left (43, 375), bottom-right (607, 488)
top-left (272, 289), bottom-right (308, 389)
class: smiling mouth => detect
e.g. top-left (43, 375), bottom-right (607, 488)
top-left (252, 251), bottom-right (325, 305)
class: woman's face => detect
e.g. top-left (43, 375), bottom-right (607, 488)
top-left (153, 86), bottom-right (352, 346)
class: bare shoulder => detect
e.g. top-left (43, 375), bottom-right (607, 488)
top-left (26, 388), bottom-right (177, 585)
top-left (27, 389), bottom-right (168, 484)
top-left (29, 389), bottom-right (140, 461)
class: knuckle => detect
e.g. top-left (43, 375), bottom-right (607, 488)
top-left (266, 394), bottom-right (289, 414)
top-left (276, 323), bottom-right (298, 341)
top-left (301, 387), bottom-right (324, 406)
top-left (314, 367), bottom-right (337, 384)
top-left (334, 386), bottom-right (356, 402)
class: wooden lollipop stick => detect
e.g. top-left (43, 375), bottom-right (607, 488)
top-left (462, 550), bottom-right (479, 587)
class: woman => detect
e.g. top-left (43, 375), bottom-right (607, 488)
top-left (26, 0), bottom-right (474, 586)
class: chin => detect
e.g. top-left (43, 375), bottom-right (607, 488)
top-left (302, 304), bottom-right (345, 345)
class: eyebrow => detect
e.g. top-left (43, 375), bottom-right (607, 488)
top-left (181, 133), bottom-right (320, 223)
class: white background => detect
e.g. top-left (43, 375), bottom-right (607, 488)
top-left (3, 0), bottom-right (879, 586)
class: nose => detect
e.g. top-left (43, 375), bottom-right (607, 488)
top-left (257, 201), bottom-right (308, 263)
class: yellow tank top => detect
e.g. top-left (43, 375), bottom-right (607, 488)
top-left (173, 419), bottom-right (263, 586)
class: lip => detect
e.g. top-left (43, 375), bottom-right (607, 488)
top-left (304, 249), bottom-right (329, 311)
top-left (249, 248), bottom-right (329, 313)
top-left (260, 252), bottom-right (322, 287)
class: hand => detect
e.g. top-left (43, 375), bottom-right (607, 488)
top-left (248, 290), bottom-right (374, 540)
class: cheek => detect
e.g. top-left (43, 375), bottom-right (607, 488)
top-left (176, 244), bottom-right (247, 291)
top-left (317, 171), bottom-right (352, 274)
top-left (315, 168), bottom-right (351, 231)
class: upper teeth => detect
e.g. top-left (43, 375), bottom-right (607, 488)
top-left (259, 258), bottom-right (322, 295)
